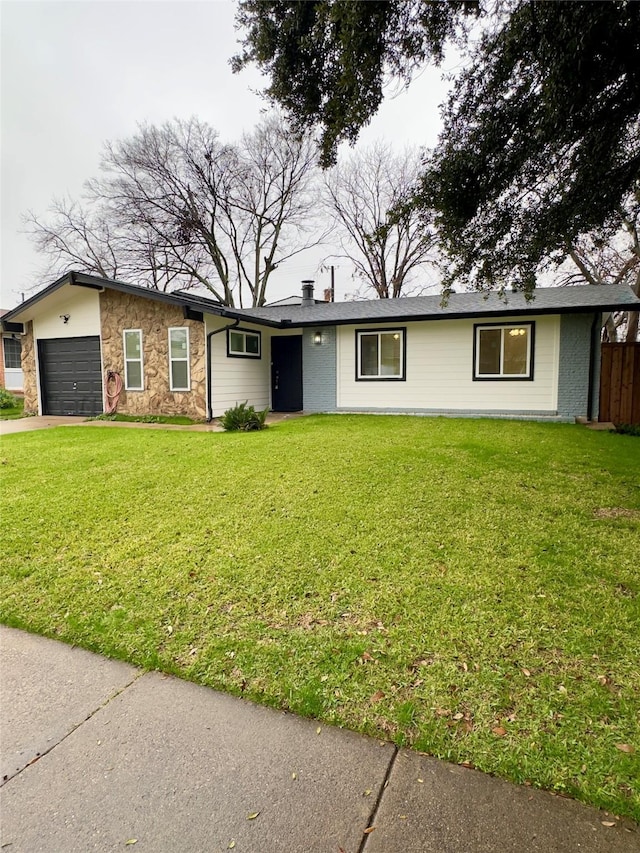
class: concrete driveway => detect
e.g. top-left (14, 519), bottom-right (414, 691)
top-left (0, 416), bottom-right (88, 435)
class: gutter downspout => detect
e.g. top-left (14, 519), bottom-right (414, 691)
top-left (206, 320), bottom-right (240, 422)
top-left (586, 311), bottom-right (601, 422)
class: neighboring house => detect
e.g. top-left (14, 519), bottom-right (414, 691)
top-left (0, 309), bottom-right (24, 393)
top-left (1, 271), bottom-right (638, 422)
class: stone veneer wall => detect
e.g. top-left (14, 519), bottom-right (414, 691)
top-left (100, 289), bottom-right (206, 419)
top-left (21, 322), bottom-right (38, 414)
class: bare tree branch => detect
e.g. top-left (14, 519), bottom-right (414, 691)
top-left (26, 115), bottom-right (322, 306)
top-left (323, 142), bottom-right (438, 299)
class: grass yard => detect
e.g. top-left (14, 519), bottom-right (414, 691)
top-left (1, 415), bottom-right (639, 820)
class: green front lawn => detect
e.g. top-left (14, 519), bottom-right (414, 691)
top-left (1, 416), bottom-right (638, 820)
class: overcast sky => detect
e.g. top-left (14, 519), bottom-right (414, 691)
top-left (1, 0), bottom-right (454, 309)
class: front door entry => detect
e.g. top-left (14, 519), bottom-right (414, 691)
top-left (271, 336), bottom-right (303, 411)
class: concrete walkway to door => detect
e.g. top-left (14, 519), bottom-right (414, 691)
top-left (0, 412), bottom-right (305, 436)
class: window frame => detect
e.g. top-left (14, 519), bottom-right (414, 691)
top-left (227, 327), bottom-right (261, 359)
top-left (3, 336), bottom-right (22, 369)
top-left (168, 326), bottom-right (191, 392)
top-left (473, 321), bottom-right (535, 381)
top-left (123, 329), bottom-right (144, 391)
top-left (355, 327), bottom-right (407, 381)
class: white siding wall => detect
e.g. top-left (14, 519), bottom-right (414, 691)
top-left (32, 287), bottom-right (101, 339)
top-left (206, 316), bottom-right (271, 416)
top-left (337, 315), bottom-right (560, 412)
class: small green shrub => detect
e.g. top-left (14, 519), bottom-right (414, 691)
top-left (220, 401), bottom-right (268, 432)
top-left (614, 423), bottom-right (640, 437)
top-left (0, 388), bottom-right (18, 410)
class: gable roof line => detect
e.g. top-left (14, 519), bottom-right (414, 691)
top-left (0, 271), bottom-right (209, 322)
top-left (2, 273), bottom-right (638, 332)
top-left (0, 272), bottom-right (282, 329)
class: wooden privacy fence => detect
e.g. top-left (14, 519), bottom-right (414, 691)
top-left (599, 342), bottom-right (640, 424)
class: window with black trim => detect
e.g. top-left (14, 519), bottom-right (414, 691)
top-left (227, 328), bottom-right (261, 358)
top-left (356, 328), bottom-right (405, 380)
top-left (474, 323), bottom-right (534, 380)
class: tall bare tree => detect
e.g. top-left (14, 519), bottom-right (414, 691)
top-left (27, 114), bottom-right (322, 306)
top-left (25, 198), bottom-right (186, 292)
top-left (323, 143), bottom-right (438, 298)
top-left (559, 191), bottom-right (640, 342)
top-left (26, 199), bottom-right (121, 282)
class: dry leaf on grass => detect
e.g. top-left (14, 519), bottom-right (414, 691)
top-left (492, 726), bottom-right (507, 737)
top-left (616, 743), bottom-right (635, 754)
top-left (370, 690), bottom-right (385, 702)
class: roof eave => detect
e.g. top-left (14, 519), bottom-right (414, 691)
top-left (256, 301), bottom-right (637, 329)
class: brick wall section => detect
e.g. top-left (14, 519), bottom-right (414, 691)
top-left (100, 289), bottom-right (206, 419)
top-left (302, 326), bottom-right (337, 411)
top-left (557, 312), bottom-right (599, 420)
top-left (21, 322), bottom-right (37, 414)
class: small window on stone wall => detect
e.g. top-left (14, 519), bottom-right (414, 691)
top-left (169, 327), bottom-right (190, 391)
top-left (123, 329), bottom-right (144, 390)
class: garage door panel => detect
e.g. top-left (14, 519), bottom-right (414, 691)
top-left (38, 337), bottom-right (103, 416)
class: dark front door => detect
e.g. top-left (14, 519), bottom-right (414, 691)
top-left (271, 335), bottom-right (303, 411)
top-left (38, 336), bottom-right (103, 416)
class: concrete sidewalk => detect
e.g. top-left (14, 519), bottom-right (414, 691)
top-left (1, 627), bottom-right (637, 852)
